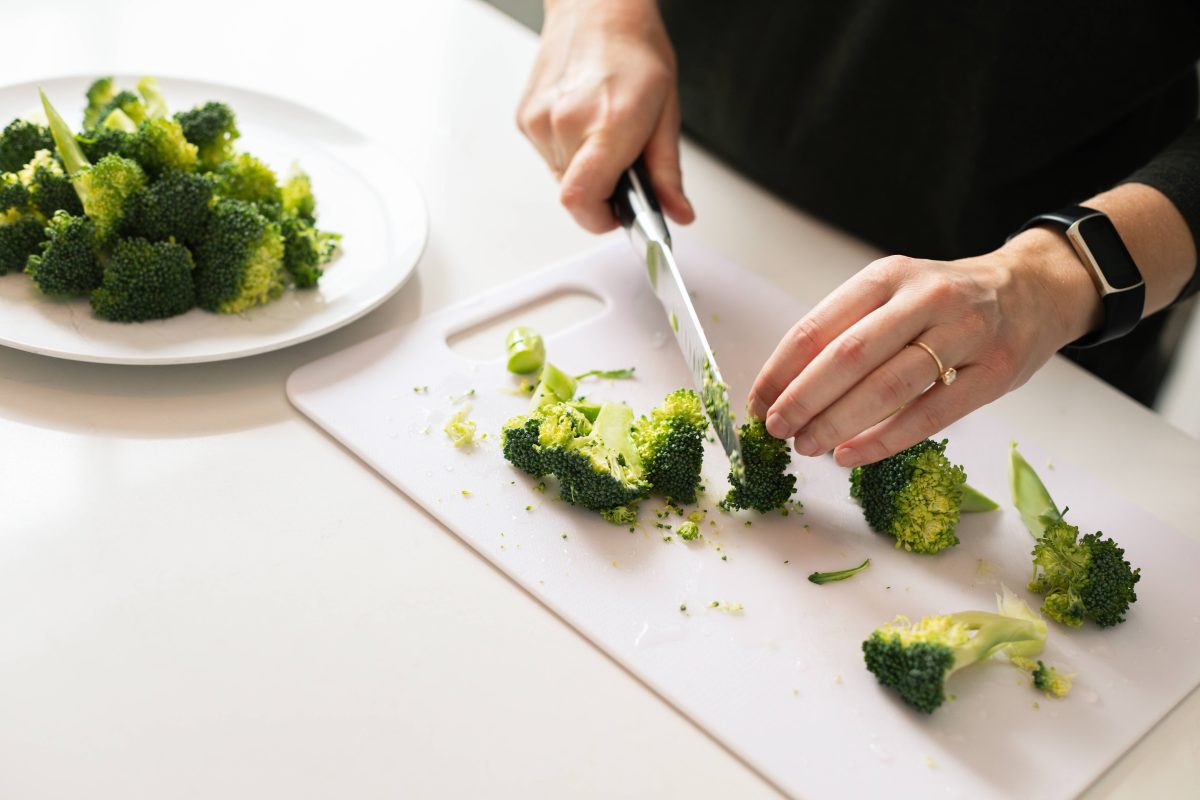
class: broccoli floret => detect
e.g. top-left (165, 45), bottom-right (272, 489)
top-left (280, 167), bottom-right (316, 221)
top-left (0, 119), bottom-right (53, 173)
top-left (633, 388), bottom-right (708, 505)
top-left (1010, 656), bottom-right (1074, 698)
top-left (130, 117), bottom-right (198, 177)
top-left (213, 153), bottom-right (280, 209)
top-left (72, 154), bottom-right (147, 242)
top-left (89, 237), bottom-right (195, 321)
top-left (280, 213), bottom-right (340, 288)
top-left (24, 212), bottom-right (101, 295)
top-left (849, 439), bottom-right (965, 554)
top-left (600, 506), bottom-right (639, 525)
top-left (0, 172), bottom-right (30, 214)
top-left (501, 402), bottom-right (593, 479)
top-left (192, 198), bottom-right (285, 313)
top-left (0, 211), bottom-right (45, 275)
top-left (444, 405), bottom-right (478, 448)
top-left (93, 90), bottom-right (147, 129)
top-left (1010, 444), bottom-right (1141, 627)
top-left (173, 102), bottom-right (239, 170)
top-left (719, 418), bottom-right (796, 513)
top-left (540, 402), bottom-right (650, 515)
top-left (18, 150), bottom-right (83, 219)
top-left (124, 170), bottom-right (214, 246)
top-left (83, 77), bottom-right (118, 130)
top-left (863, 610), bottom-right (1047, 714)
top-left (77, 125), bottom-right (134, 163)
top-left (676, 520), bottom-right (701, 540)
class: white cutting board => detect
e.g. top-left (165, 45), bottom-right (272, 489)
top-left (287, 239), bottom-right (1200, 799)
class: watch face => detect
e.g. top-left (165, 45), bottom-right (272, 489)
top-left (1071, 215), bottom-right (1143, 293)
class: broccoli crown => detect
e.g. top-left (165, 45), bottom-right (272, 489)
top-left (74, 154), bottom-right (147, 241)
top-left (24, 212), bottom-right (101, 296)
top-left (90, 237), bottom-right (195, 322)
top-left (280, 168), bottom-right (316, 221)
top-left (173, 102), bottom-right (239, 169)
top-left (83, 77), bottom-right (118, 129)
top-left (281, 213), bottom-right (339, 288)
top-left (719, 418), bottom-right (796, 513)
top-left (863, 611), bottom-right (1046, 714)
top-left (0, 212), bottom-right (46, 275)
top-left (124, 170), bottom-right (214, 246)
top-left (501, 403), bottom-right (593, 479)
top-left (0, 173), bottom-right (30, 213)
top-left (0, 119), bottom-right (54, 173)
top-left (1028, 519), bottom-right (1141, 627)
top-left (19, 150), bottom-right (83, 219)
top-left (850, 438), bottom-right (965, 554)
top-left (131, 117), bottom-right (198, 177)
top-left (633, 388), bottom-right (708, 505)
top-left (546, 403), bottom-right (649, 512)
top-left (192, 198), bottom-right (285, 314)
top-left (93, 90), bottom-right (146, 129)
top-left (213, 153), bottom-right (280, 208)
top-left (76, 126), bottom-right (132, 164)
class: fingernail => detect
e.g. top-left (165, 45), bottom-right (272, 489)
top-left (836, 447), bottom-right (862, 468)
top-left (794, 429), bottom-right (818, 456)
top-left (765, 413), bottom-right (791, 439)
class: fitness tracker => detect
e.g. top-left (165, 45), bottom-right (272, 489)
top-left (1011, 205), bottom-right (1145, 348)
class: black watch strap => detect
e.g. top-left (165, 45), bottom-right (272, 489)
top-left (1011, 205), bottom-right (1146, 349)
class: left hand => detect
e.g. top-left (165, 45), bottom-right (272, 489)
top-left (747, 229), bottom-right (1104, 467)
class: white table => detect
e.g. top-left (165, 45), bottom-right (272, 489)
top-left (2, 1), bottom-right (1197, 797)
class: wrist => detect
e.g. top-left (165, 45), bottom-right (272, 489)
top-left (998, 227), bottom-right (1105, 347)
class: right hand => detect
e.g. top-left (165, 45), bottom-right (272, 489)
top-left (517, 0), bottom-right (695, 232)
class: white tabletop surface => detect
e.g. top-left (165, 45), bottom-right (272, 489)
top-left (2, 1), bottom-right (1197, 797)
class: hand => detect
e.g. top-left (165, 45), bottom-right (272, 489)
top-left (516, 0), bottom-right (694, 232)
top-left (747, 229), bottom-right (1104, 467)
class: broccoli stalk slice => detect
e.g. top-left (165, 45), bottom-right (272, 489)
top-left (505, 326), bottom-right (545, 375)
top-left (528, 362), bottom-right (578, 410)
top-left (39, 88), bottom-right (90, 177)
top-left (575, 367), bottom-right (636, 380)
top-left (960, 483), bottom-right (999, 513)
top-left (1008, 441), bottom-right (1062, 537)
top-left (102, 109), bottom-right (138, 133)
top-left (808, 558), bottom-right (870, 585)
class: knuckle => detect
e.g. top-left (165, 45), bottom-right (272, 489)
top-left (807, 414), bottom-right (843, 449)
top-left (872, 254), bottom-right (915, 279)
top-left (775, 390), bottom-right (813, 425)
top-left (874, 364), bottom-right (911, 409)
top-left (790, 317), bottom-right (825, 358)
top-left (917, 401), bottom-right (947, 435)
top-left (833, 331), bottom-right (868, 367)
top-left (559, 180), bottom-right (591, 212)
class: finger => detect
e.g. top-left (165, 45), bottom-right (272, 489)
top-left (642, 91), bottom-right (694, 225)
top-left (559, 126), bottom-right (654, 233)
top-left (747, 261), bottom-right (901, 423)
top-left (791, 332), bottom-right (963, 457)
top-left (516, 94), bottom-right (560, 177)
top-left (767, 298), bottom-right (934, 444)
top-left (832, 364), bottom-right (999, 467)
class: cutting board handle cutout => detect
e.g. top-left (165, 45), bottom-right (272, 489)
top-left (445, 288), bottom-right (607, 362)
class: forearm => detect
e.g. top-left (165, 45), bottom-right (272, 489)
top-left (1000, 182), bottom-right (1198, 348)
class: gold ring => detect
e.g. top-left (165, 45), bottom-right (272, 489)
top-left (908, 341), bottom-right (957, 386)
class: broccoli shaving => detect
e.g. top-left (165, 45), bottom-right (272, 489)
top-left (808, 558), bottom-right (870, 585)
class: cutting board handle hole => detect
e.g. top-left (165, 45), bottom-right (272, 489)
top-left (446, 289), bottom-right (606, 361)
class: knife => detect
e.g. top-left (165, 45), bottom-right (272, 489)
top-left (611, 158), bottom-right (745, 482)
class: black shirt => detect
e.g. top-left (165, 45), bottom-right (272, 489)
top-left (660, 0), bottom-right (1200, 402)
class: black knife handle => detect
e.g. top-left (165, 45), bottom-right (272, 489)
top-left (611, 156), bottom-right (670, 247)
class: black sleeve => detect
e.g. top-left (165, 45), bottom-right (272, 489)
top-left (1121, 118), bottom-right (1200, 304)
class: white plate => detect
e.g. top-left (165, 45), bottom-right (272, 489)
top-left (0, 75), bottom-right (427, 365)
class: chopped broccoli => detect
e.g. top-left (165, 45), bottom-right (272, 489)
top-left (863, 610), bottom-right (1046, 714)
top-left (1010, 656), bottom-right (1074, 698)
top-left (505, 326), bottom-right (545, 375)
top-left (173, 102), bottom-right (239, 170)
top-left (849, 439), bottom-right (966, 554)
top-left (280, 213), bottom-right (340, 288)
top-left (83, 77), bottom-right (118, 130)
top-left (90, 237), bottom-right (195, 321)
top-left (130, 117), bottom-right (198, 177)
top-left (501, 402), bottom-right (593, 479)
top-left (0, 172), bottom-right (29, 213)
top-left (808, 558), bottom-right (871, 585)
top-left (545, 402), bottom-right (649, 514)
top-left (123, 170), bottom-right (214, 247)
top-left (280, 167), bottom-right (316, 221)
top-left (213, 153), bottom-right (281, 209)
top-left (18, 150), bottom-right (83, 219)
top-left (93, 90), bottom-right (147, 129)
top-left (136, 77), bottom-right (169, 120)
top-left (444, 405), bottom-right (478, 448)
top-left (677, 520), bottom-right (701, 540)
top-left (600, 506), bottom-right (639, 525)
top-left (575, 367), bottom-right (636, 380)
top-left (1010, 443), bottom-right (1141, 627)
top-left (527, 362), bottom-right (578, 409)
top-left (192, 198), bottom-right (285, 313)
top-left (24, 212), bottom-right (101, 295)
top-left (633, 388), bottom-right (708, 504)
top-left (0, 119), bottom-right (53, 173)
top-left (719, 417), bottom-right (796, 513)
top-left (0, 210), bottom-right (45, 275)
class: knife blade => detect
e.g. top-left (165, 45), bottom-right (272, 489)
top-left (611, 158), bottom-right (745, 482)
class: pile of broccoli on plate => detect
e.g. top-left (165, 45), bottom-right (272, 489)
top-left (0, 76), bottom-right (339, 322)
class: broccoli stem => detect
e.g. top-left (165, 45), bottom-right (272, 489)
top-left (808, 558), bottom-right (870, 585)
top-left (528, 362), bottom-right (577, 410)
top-left (946, 611), bottom-right (1046, 673)
top-left (137, 77), bottom-right (169, 120)
top-left (575, 367), bottom-right (636, 380)
top-left (960, 483), bottom-right (1000, 513)
top-left (1009, 442), bottom-right (1062, 538)
top-left (505, 326), bottom-right (545, 375)
top-left (39, 88), bottom-right (90, 176)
